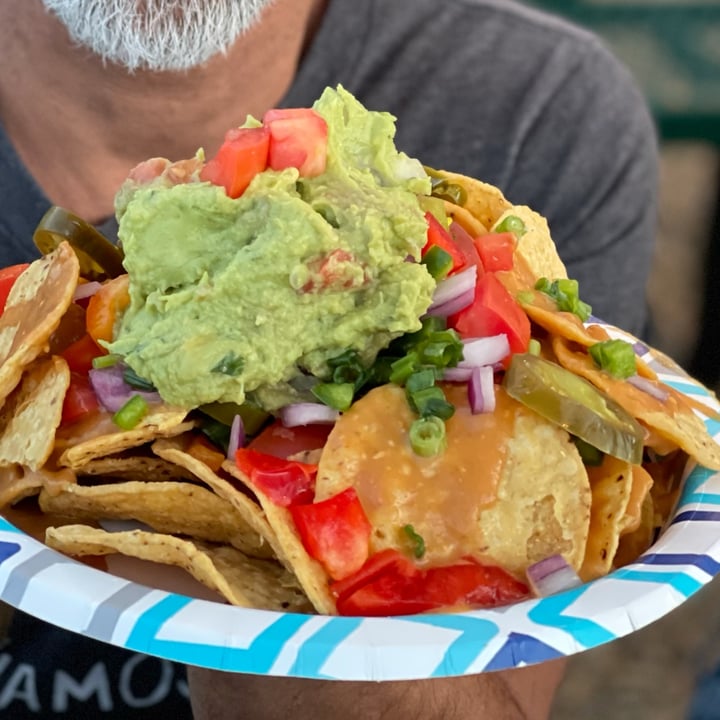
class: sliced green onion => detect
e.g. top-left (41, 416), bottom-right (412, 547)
top-left (419, 330), bottom-right (463, 368)
top-left (112, 395), bottom-right (149, 430)
top-left (409, 385), bottom-right (455, 420)
top-left (327, 349), bottom-right (368, 389)
top-left (402, 524), bottom-right (426, 559)
top-left (528, 339), bottom-right (541, 356)
top-left (122, 366), bottom-right (157, 392)
top-left (589, 339), bottom-right (637, 379)
top-left (389, 352), bottom-right (418, 385)
top-left (494, 215), bottom-right (526, 237)
top-left (405, 368), bottom-right (437, 395)
top-left (409, 416), bottom-right (446, 457)
top-left (421, 245), bottom-right (453, 280)
top-left (311, 382), bottom-right (355, 412)
top-left (91, 354), bottom-right (121, 369)
top-left (535, 277), bottom-right (592, 322)
top-left (389, 317), bottom-right (446, 356)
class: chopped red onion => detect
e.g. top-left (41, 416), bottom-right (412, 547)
top-left (88, 365), bottom-right (162, 412)
top-left (468, 365), bottom-right (495, 414)
top-left (627, 375), bottom-right (670, 402)
top-left (227, 414), bottom-right (245, 460)
top-left (280, 402), bottom-right (339, 427)
top-left (426, 287), bottom-right (475, 317)
top-left (526, 554), bottom-right (582, 597)
top-left (72, 281), bottom-right (103, 302)
top-left (428, 265), bottom-right (477, 312)
top-left (459, 334), bottom-right (510, 368)
top-left (442, 367), bottom-right (473, 382)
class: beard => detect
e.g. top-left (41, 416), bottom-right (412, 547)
top-left (41, 0), bottom-right (275, 72)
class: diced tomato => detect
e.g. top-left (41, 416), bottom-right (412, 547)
top-left (60, 333), bottom-right (104, 374)
top-left (61, 372), bottom-right (100, 425)
top-left (263, 108), bottom-right (328, 177)
top-left (200, 126), bottom-right (270, 198)
top-left (448, 222), bottom-right (483, 272)
top-left (330, 548), bottom-right (415, 603)
top-left (248, 420), bottom-right (331, 459)
top-left (422, 213), bottom-right (465, 273)
top-left (85, 274), bottom-right (130, 346)
top-left (449, 272), bottom-right (530, 358)
top-left (0, 263), bottom-right (29, 316)
top-left (335, 556), bottom-right (529, 617)
top-left (235, 447), bottom-right (317, 507)
top-left (474, 232), bottom-right (515, 272)
top-left (290, 487), bottom-right (371, 581)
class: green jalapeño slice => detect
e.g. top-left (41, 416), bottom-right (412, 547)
top-left (34, 206), bottom-right (125, 280)
top-left (503, 353), bottom-right (645, 465)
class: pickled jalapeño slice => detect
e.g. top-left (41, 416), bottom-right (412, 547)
top-left (34, 206), bottom-right (125, 280)
top-left (503, 353), bottom-right (645, 465)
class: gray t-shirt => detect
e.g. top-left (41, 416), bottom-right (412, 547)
top-left (0, 0), bottom-right (658, 717)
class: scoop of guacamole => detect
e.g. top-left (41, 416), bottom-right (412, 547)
top-left (108, 86), bottom-right (436, 410)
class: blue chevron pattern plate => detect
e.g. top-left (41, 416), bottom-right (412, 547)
top-left (1, 323), bottom-right (718, 680)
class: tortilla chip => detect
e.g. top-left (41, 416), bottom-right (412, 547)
top-left (443, 201), bottom-right (489, 238)
top-left (613, 491), bottom-right (656, 569)
top-left (493, 206), bottom-right (567, 282)
top-left (620, 464), bottom-right (654, 536)
top-left (522, 301), bottom-right (599, 347)
top-left (433, 169), bottom-right (511, 229)
top-left (0, 243), bottom-right (79, 406)
top-left (45, 525), bottom-right (312, 612)
top-left (0, 464), bottom-right (75, 507)
top-left (316, 384), bottom-right (591, 577)
top-left (0, 356), bottom-right (70, 470)
top-left (76, 452), bottom-right (197, 483)
top-left (580, 455), bottom-right (634, 581)
top-left (152, 436), bottom-right (277, 560)
top-left (222, 460), bottom-right (337, 615)
top-left (552, 335), bottom-right (720, 470)
top-left (56, 410), bottom-right (194, 468)
top-left (38, 480), bottom-right (271, 556)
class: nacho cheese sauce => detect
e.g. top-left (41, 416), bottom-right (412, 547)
top-left (316, 383), bottom-right (521, 565)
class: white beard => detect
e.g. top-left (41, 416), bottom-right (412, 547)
top-left (41, 0), bottom-right (275, 72)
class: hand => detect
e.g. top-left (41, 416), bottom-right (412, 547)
top-left (187, 658), bottom-right (566, 720)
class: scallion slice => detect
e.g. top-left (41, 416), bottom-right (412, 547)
top-left (311, 382), bottom-right (354, 412)
top-left (91, 354), bottom-right (121, 369)
top-left (409, 416), bottom-right (446, 457)
top-left (112, 394), bottom-right (149, 430)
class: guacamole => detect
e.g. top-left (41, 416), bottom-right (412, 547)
top-left (108, 87), bottom-right (436, 410)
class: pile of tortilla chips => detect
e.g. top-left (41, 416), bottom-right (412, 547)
top-left (1, 171), bottom-right (719, 617)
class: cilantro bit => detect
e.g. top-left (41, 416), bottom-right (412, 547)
top-left (123, 366), bottom-right (156, 391)
top-left (211, 351), bottom-right (244, 376)
top-left (402, 524), bottom-right (426, 559)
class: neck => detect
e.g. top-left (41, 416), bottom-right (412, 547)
top-left (0, 0), bottom-right (328, 223)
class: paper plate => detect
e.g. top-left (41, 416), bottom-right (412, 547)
top-left (1, 324), bottom-right (719, 681)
